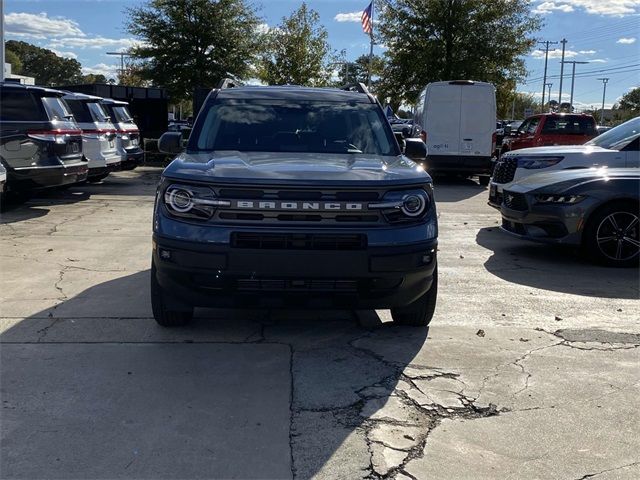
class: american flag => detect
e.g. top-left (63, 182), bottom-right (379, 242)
top-left (361, 2), bottom-right (373, 35)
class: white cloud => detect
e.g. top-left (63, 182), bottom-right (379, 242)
top-left (256, 23), bottom-right (270, 34)
top-left (533, 2), bottom-right (575, 14)
top-left (334, 12), bottom-right (362, 22)
top-left (578, 50), bottom-right (596, 54)
top-left (5, 12), bottom-right (85, 39)
top-left (533, 1), bottom-right (640, 16)
top-left (531, 48), bottom-right (578, 59)
top-left (48, 37), bottom-right (140, 50)
top-left (590, 58), bottom-right (608, 63)
top-left (82, 63), bottom-right (118, 79)
top-left (617, 37), bottom-right (637, 44)
top-left (49, 48), bottom-right (78, 60)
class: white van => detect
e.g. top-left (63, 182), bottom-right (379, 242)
top-left (62, 92), bottom-right (121, 182)
top-left (414, 80), bottom-right (496, 185)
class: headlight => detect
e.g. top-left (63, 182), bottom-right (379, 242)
top-left (517, 156), bottom-right (564, 169)
top-left (535, 194), bottom-right (585, 204)
top-left (369, 188), bottom-right (431, 223)
top-left (163, 183), bottom-right (229, 219)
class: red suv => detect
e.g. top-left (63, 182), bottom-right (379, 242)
top-left (501, 113), bottom-right (597, 155)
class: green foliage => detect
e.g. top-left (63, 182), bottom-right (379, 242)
top-left (377, 0), bottom-right (541, 106)
top-left (6, 40), bottom-right (82, 86)
top-left (5, 49), bottom-right (22, 75)
top-left (81, 74), bottom-right (108, 84)
top-left (335, 54), bottom-right (385, 87)
top-left (498, 90), bottom-right (539, 119)
top-left (126, 0), bottom-right (263, 101)
top-left (258, 3), bottom-right (333, 86)
top-left (617, 87), bottom-right (640, 112)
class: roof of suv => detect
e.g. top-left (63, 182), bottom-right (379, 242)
top-left (60, 91), bottom-right (103, 102)
top-left (0, 82), bottom-right (66, 96)
top-left (215, 85), bottom-right (375, 103)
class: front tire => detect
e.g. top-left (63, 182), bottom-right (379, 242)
top-left (478, 175), bottom-right (490, 186)
top-left (583, 202), bottom-right (639, 268)
top-left (391, 266), bottom-right (438, 326)
top-left (151, 263), bottom-right (194, 326)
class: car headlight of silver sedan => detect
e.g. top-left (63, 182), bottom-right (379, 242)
top-left (535, 194), bottom-right (585, 204)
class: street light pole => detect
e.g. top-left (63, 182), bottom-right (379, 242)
top-left (545, 83), bottom-right (553, 111)
top-left (538, 40), bottom-right (558, 113)
top-left (558, 38), bottom-right (568, 104)
top-left (597, 78), bottom-right (609, 125)
top-left (561, 60), bottom-right (589, 112)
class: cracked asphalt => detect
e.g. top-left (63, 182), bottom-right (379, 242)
top-left (1, 167), bottom-right (639, 480)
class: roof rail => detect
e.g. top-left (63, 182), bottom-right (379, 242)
top-left (340, 82), bottom-right (370, 95)
top-left (216, 78), bottom-right (243, 90)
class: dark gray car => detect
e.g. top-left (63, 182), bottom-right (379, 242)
top-left (500, 168), bottom-right (639, 267)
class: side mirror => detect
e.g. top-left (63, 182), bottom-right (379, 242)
top-left (404, 138), bottom-right (427, 161)
top-left (158, 131), bottom-right (185, 154)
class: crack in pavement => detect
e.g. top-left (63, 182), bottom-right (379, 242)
top-left (575, 461), bottom-right (640, 479)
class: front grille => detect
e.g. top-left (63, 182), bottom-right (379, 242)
top-left (211, 186), bottom-right (385, 225)
top-left (503, 191), bottom-right (528, 211)
top-left (237, 278), bottom-right (358, 292)
top-left (231, 233), bottom-right (367, 250)
top-left (502, 218), bottom-right (527, 235)
top-left (492, 157), bottom-right (518, 184)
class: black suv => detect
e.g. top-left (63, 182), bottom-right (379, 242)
top-left (0, 83), bottom-right (88, 192)
top-left (152, 82), bottom-right (438, 327)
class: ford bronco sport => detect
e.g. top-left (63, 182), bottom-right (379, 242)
top-left (152, 81), bottom-right (438, 327)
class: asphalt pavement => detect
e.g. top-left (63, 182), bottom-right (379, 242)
top-left (1, 167), bottom-right (638, 479)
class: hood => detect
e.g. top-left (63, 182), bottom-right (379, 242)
top-left (506, 167), bottom-right (640, 194)
top-left (503, 145), bottom-right (615, 156)
top-left (162, 151), bottom-right (431, 186)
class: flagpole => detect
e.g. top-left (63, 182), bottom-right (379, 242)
top-left (367, 2), bottom-right (374, 89)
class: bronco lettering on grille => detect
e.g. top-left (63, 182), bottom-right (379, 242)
top-left (232, 200), bottom-right (364, 211)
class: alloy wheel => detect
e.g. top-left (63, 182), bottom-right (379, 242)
top-left (596, 211), bottom-right (640, 261)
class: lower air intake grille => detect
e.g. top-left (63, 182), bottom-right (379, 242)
top-left (231, 233), bottom-right (366, 250)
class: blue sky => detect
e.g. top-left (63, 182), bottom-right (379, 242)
top-left (3, 0), bottom-right (639, 110)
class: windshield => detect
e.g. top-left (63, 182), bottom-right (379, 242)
top-left (586, 116), bottom-right (640, 150)
top-left (42, 96), bottom-right (73, 122)
top-left (541, 115), bottom-right (596, 135)
top-left (86, 101), bottom-right (110, 123)
top-left (194, 99), bottom-right (398, 155)
top-left (112, 105), bottom-right (134, 123)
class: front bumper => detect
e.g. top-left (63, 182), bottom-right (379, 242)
top-left (6, 162), bottom-right (89, 191)
top-left (499, 200), bottom-right (590, 246)
top-left (152, 233), bottom-right (437, 309)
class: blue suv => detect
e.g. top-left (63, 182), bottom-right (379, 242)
top-left (152, 82), bottom-right (438, 327)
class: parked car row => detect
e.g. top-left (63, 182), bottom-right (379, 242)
top-left (0, 82), bottom-right (143, 199)
top-left (488, 116), bottom-right (640, 267)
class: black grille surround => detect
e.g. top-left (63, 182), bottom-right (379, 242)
top-left (492, 156), bottom-right (518, 184)
top-left (231, 232), bottom-right (367, 250)
top-left (503, 191), bottom-right (529, 211)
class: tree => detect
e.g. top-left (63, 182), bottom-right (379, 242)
top-left (336, 54), bottom-right (385, 86)
top-left (6, 40), bottom-right (82, 86)
top-left (117, 65), bottom-right (151, 87)
top-left (617, 87), bottom-right (640, 113)
top-left (498, 90), bottom-right (539, 119)
top-left (81, 74), bottom-right (108, 84)
top-left (5, 49), bottom-right (22, 75)
top-left (258, 3), bottom-right (333, 86)
top-left (377, 0), bottom-right (541, 106)
top-left (126, 0), bottom-right (263, 101)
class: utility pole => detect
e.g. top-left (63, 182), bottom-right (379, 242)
top-left (545, 83), bottom-right (553, 111)
top-left (597, 78), bottom-right (609, 125)
top-left (1, 0), bottom-right (5, 82)
top-left (561, 60), bottom-right (589, 111)
top-left (538, 40), bottom-right (558, 113)
top-left (558, 38), bottom-right (568, 104)
top-left (106, 52), bottom-right (132, 80)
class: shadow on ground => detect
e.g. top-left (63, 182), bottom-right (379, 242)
top-left (0, 270), bottom-right (430, 479)
top-left (476, 227), bottom-right (640, 299)
top-left (430, 175), bottom-right (487, 203)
